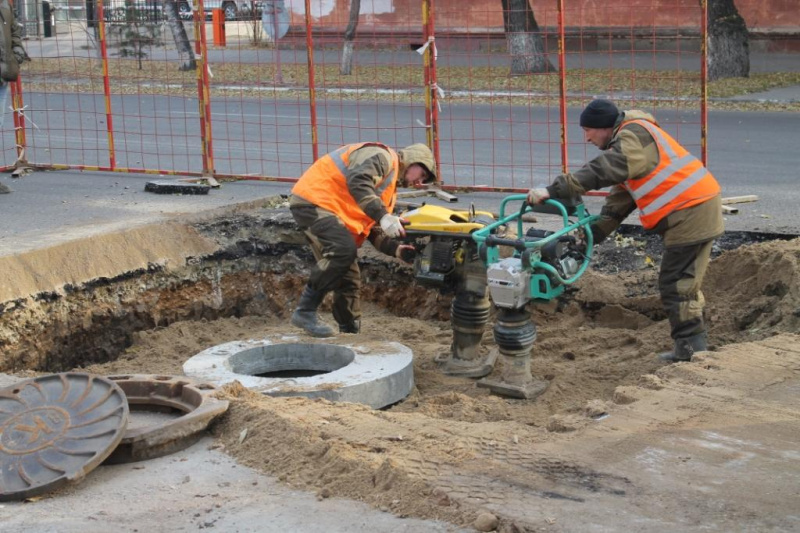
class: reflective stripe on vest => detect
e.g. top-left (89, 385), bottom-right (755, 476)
top-left (291, 142), bottom-right (399, 245)
top-left (329, 145), bottom-right (397, 196)
top-left (621, 120), bottom-right (720, 229)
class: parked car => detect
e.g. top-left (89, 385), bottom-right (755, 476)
top-left (203, 0), bottom-right (258, 20)
top-left (174, 0), bottom-right (260, 21)
top-left (102, 0), bottom-right (256, 23)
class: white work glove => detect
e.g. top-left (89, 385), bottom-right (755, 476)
top-left (527, 188), bottom-right (550, 205)
top-left (380, 214), bottom-right (407, 238)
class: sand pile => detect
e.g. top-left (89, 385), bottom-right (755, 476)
top-left (78, 236), bottom-right (800, 529)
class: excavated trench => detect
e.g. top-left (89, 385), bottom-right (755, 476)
top-left (2, 200), bottom-right (800, 530)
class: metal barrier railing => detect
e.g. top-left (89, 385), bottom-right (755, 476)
top-left (3, 0), bottom-right (707, 193)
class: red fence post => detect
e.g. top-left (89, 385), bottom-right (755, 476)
top-left (10, 79), bottom-right (26, 166)
top-left (304, 0), bottom-right (319, 162)
top-left (212, 8), bottom-right (226, 47)
top-left (96, 0), bottom-right (117, 170)
top-left (700, 0), bottom-right (708, 166)
top-left (194, 0), bottom-right (215, 175)
top-left (8, 0), bottom-right (26, 166)
top-left (422, 0), bottom-right (440, 180)
top-left (557, 0), bottom-right (569, 175)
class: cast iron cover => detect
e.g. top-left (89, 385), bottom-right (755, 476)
top-left (144, 180), bottom-right (211, 195)
top-left (0, 373), bottom-right (129, 501)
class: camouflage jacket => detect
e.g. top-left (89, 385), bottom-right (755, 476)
top-left (545, 110), bottom-right (724, 247)
top-left (0, 0), bottom-right (23, 82)
top-left (290, 145), bottom-right (404, 255)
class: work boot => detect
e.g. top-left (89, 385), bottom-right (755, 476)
top-left (659, 331), bottom-right (708, 363)
top-left (291, 286), bottom-right (335, 338)
top-left (338, 320), bottom-right (360, 334)
top-left (0, 182), bottom-right (11, 194)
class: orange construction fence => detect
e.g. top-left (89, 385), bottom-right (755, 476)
top-left (2, 0), bottom-right (708, 193)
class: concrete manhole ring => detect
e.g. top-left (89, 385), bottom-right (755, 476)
top-left (102, 374), bottom-right (229, 465)
top-left (183, 337), bottom-right (414, 409)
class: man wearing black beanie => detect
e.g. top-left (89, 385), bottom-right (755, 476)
top-left (527, 99), bottom-right (724, 364)
top-left (579, 99), bottom-right (620, 129)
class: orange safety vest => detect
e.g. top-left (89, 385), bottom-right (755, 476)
top-left (292, 142), bottom-right (399, 245)
top-left (621, 119), bottom-right (721, 230)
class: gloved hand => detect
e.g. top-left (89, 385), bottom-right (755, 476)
top-left (379, 214), bottom-right (407, 238)
top-left (395, 244), bottom-right (417, 264)
top-left (527, 188), bottom-right (550, 205)
top-left (12, 46), bottom-right (31, 64)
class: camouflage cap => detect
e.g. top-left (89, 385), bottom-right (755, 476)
top-left (399, 143), bottom-right (437, 184)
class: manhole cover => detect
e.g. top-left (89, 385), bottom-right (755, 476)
top-left (0, 373), bottom-right (129, 501)
top-left (144, 180), bottom-right (210, 195)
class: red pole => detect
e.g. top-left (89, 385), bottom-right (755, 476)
top-left (8, 0), bottom-right (26, 163)
top-left (96, 0), bottom-right (117, 169)
top-left (557, 0), bottom-right (569, 175)
top-left (700, 0), bottom-right (708, 166)
top-left (10, 79), bottom-right (26, 163)
top-left (422, 0), bottom-right (431, 146)
top-left (423, 0), bottom-right (440, 180)
top-left (194, 0), bottom-right (215, 175)
top-left (304, 0), bottom-right (318, 161)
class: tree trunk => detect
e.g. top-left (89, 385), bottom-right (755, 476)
top-left (501, 0), bottom-right (554, 75)
top-left (707, 0), bottom-right (749, 81)
top-left (340, 0), bottom-right (360, 75)
top-left (164, 0), bottom-right (196, 71)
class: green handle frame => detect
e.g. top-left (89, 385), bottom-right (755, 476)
top-left (472, 194), bottom-right (601, 293)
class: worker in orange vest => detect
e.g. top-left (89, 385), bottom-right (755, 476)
top-left (527, 99), bottom-right (724, 362)
top-left (289, 142), bottom-right (437, 337)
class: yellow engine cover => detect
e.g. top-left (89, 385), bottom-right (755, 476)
top-left (401, 204), bottom-right (495, 234)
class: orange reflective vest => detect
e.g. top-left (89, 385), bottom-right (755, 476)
top-left (292, 143), bottom-right (399, 245)
top-left (621, 119), bottom-right (721, 230)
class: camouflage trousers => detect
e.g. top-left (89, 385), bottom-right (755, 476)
top-left (290, 204), bottom-right (361, 326)
top-left (659, 239), bottom-right (714, 340)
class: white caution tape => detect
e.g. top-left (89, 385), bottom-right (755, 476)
top-left (415, 36), bottom-right (438, 60)
top-left (12, 104), bottom-right (40, 131)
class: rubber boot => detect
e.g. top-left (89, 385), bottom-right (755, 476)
top-left (659, 331), bottom-right (708, 363)
top-left (291, 286), bottom-right (335, 338)
top-left (338, 319), bottom-right (360, 334)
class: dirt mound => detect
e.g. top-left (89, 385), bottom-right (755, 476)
top-left (71, 235), bottom-right (800, 530)
top-left (704, 237), bottom-right (800, 342)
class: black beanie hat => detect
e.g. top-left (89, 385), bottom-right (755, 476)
top-left (580, 99), bottom-right (619, 128)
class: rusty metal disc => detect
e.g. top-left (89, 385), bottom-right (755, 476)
top-left (0, 373), bottom-right (129, 501)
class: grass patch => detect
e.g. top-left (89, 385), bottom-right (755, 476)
top-left (21, 58), bottom-right (800, 111)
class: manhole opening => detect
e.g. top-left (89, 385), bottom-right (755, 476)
top-left (256, 369), bottom-right (328, 378)
top-left (228, 343), bottom-right (356, 378)
top-left (127, 405), bottom-right (184, 430)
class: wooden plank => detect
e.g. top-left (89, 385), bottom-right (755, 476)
top-left (433, 189), bottom-right (458, 203)
top-left (721, 205), bottom-right (739, 215)
top-left (397, 190), bottom-right (430, 199)
top-left (720, 195), bottom-right (758, 205)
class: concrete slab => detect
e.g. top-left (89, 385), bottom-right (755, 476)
top-left (0, 436), bottom-right (465, 533)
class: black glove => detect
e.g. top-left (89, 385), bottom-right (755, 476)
top-left (13, 46), bottom-right (31, 64)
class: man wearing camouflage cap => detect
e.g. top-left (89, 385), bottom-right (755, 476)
top-left (289, 142), bottom-right (437, 337)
